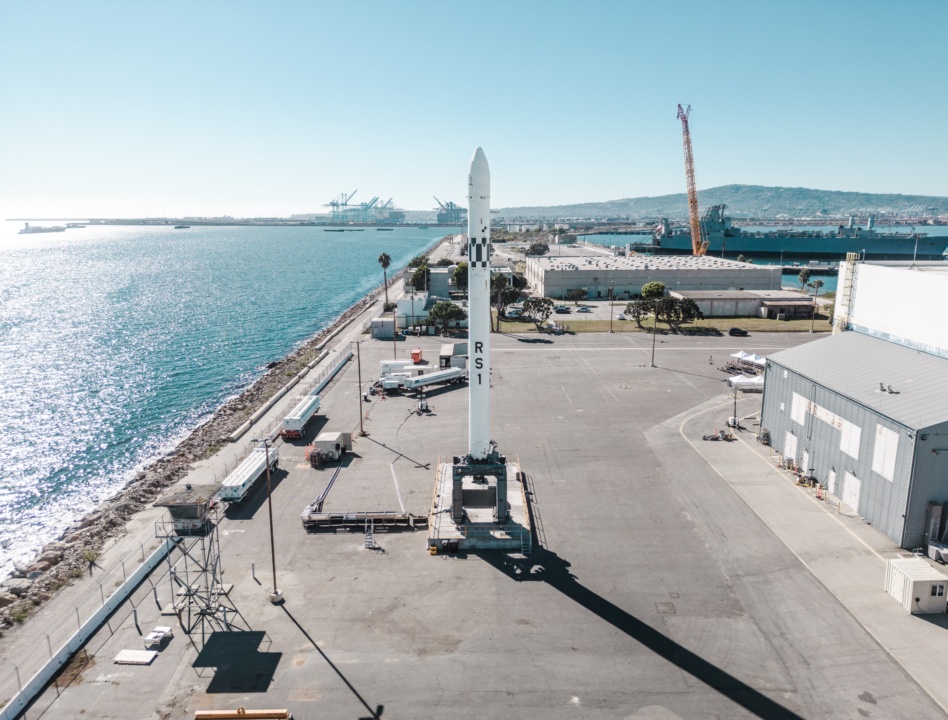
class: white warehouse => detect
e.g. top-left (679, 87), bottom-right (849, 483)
top-left (524, 255), bottom-right (781, 300)
top-left (761, 257), bottom-right (948, 549)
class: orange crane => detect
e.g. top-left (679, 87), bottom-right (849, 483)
top-left (677, 104), bottom-right (708, 256)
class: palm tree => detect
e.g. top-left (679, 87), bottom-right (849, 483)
top-left (808, 279), bottom-right (825, 332)
top-left (378, 253), bottom-right (391, 307)
top-left (798, 268), bottom-right (811, 292)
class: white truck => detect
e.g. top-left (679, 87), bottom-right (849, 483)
top-left (281, 393), bottom-right (321, 439)
top-left (218, 444), bottom-right (279, 503)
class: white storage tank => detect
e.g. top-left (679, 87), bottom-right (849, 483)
top-left (885, 557), bottom-right (947, 614)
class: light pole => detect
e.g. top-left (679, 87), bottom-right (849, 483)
top-left (392, 304), bottom-right (397, 360)
top-left (609, 280), bottom-right (615, 333)
top-left (809, 281), bottom-right (822, 333)
top-left (355, 341), bottom-right (366, 436)
top-left (731, 387), bottom-right (741, 429)
top-left (650, 299), bottom-right (658, 367)
top-left (252, 437), bottom-right (282, 603)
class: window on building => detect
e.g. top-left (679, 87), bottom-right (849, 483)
top-left (932, 585), bottom-right (945, 598)
top-left (871, 425), bottom-right (899, 482)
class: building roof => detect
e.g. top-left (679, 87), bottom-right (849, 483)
top-left (531, 255), bottom-right (776, 273)
top-left (674, 290), bottom-right (808, 301)
top-left (865, 260), bottom-right (948, 276)
top-left (767, 332), bottom-right (948, 430)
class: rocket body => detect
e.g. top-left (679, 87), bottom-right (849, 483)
top-left (467, 147), bottom-right (492, 459)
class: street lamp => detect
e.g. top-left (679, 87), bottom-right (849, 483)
top-left (809, 280), bottom-right (823, 333)
top-left (355, 341), bottom-right (366, 436)
top-left (252, 437), bottom-right (282, 603)
top-left (650, 298), bottom-right (658, 367)
top-left (609, 280), bottom-right (615, 333)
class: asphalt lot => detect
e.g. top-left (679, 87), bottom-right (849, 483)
top-left (17, 328), bottom-right (947, 719)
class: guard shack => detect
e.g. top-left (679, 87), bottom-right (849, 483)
top-left (885, 557), bottom-right (948, 614)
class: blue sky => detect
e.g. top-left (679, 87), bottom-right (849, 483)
top-left (2, 0), bottom-right (946, 217)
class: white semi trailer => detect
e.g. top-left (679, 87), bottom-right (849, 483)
top-left (399, 367), bottom-right (467, 391)
top-left (218, 444), bottom-right (279, 503)
top-left (281, 393), bottom-right (321, 439)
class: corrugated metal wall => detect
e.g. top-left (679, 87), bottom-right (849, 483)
top-left (903, 420), bottom-right (948, 548)
top-left (761, 360), bottom-right (919, 546)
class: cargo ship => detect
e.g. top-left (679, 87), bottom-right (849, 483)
top-left (645, 205), bottom-right (948, 260)
top-left (19, 222), bottom-right (66, 234)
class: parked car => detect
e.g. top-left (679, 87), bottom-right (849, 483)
top-left (728, 327), bottom-right (749, 336)
top-left (577, 306), bottom-right (592, 313)
top-left (554, 306), bottom-right (571, 314)
top-left (615, 313), bottom-right (627, 320)
top-left (506, 309), bottom-right (522, 318)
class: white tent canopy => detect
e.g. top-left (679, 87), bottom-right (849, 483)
top-left (730, 350), bottom-right (767, 366)
top-left (728, 374), bottom-right (765, 391)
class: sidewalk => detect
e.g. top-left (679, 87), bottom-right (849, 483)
top-left (682, 396), bottom-right (948, 714)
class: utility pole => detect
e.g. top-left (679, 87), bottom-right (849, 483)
top-left (356, 341), bottom-right (366, 436)
top-left (650, 299), bottom-right (658, 367)
top-left (609, 281), bottom-right (615, 333)
top-left (392, 304), bottom-right (397, 360)
top-left (252, 438), bottom-right (282, 603)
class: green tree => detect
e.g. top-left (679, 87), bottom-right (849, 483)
top-left (626, 299), bottom-right (651, 327)
top-left (511, 273), bottom-right (528, 290)
top-left (565, 288), bottom-right (588, 304)
top-left (453, 262), bottom-right (469, 292)
top-left (808, 278), bottom-right (824, 297)
top-left (408, 254), bottom-right (427, 269)
top-left (525, 242), bottom-right (549, 257)
top-left (435, 258), bottom-right (454, 266)
top-left (736, 254), bottom-right (747, 263)
top-left (798, 268), bottom-right (811, 291)
top-left (522, 297), bottom-right (554, 330)
top-left (428, 301), bottom-right (467, 335)
top-left (491, 275), bottom-right (520, 330)
top-left (640, 281), bottom-right (666, 300)
top-left (378, 253), bottom-right (392, 307)
top-left (678, 298), bottom-right (703, 324)
top-left (410, 264), bottom-right (430, 291)
top-left (654, 297), bottom-right (681, 326)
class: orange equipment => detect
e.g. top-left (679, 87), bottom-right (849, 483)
top-left (677, 104), bottom-right (709, 256)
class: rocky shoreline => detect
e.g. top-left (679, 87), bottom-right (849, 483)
top-left (0, 250), bottom-right (428, 630)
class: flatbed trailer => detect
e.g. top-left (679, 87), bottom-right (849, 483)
top-left (301, 510), bottom-right (427, 531)
top-left (399, 366), bottom-right (467, 391)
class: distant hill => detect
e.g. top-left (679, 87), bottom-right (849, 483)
top-left (496, 184), bottom-right (948, 221)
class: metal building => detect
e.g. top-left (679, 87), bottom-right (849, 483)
top-left (524, 255), bottom-right (781, 300)
top-left (761, 332), bottom-right (948, 549)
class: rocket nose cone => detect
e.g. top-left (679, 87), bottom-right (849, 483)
top-left (469, 147), bottom-right (490, 179)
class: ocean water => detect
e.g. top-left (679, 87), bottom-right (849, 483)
top-left (0, 222), bottom-right (452, 574)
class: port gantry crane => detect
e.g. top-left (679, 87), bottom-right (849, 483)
top-left (677, 104), bottom-right (709, 256)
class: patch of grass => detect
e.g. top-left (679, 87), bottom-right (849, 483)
top-left (9, 604), bottom-right (31, 623)
top-left (53, 651), bottom-right (95, 689)
top-left (82, 549), bottom-right (99, 564)
top-left (498, 315), bottom-right (830, 334)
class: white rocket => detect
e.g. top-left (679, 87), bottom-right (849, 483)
top-left (467, 147), bottom-right (492, 460)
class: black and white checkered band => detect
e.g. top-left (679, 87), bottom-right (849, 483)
top-left (468, 235), bottom-right (491, 268)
